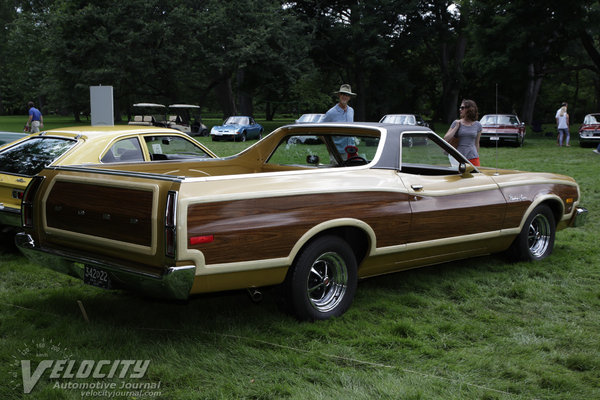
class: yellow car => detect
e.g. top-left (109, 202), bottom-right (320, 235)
top-left (0, 125), bottom-right (217, 228)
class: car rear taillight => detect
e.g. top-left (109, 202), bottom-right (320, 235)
top-left (165, 191), bottom-right (177, 258)
top-left (12, 189), bottom-right (24, 200)
top-left (21, 176), bottom-right (45, 228)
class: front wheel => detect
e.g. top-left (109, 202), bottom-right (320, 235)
top-left (508, 204), bottom-right (555, 261)
top-left (287, 235), bottom-right (357, 321)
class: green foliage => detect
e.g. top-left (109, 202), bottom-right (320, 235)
top-left (1, 1), bottom-right (600, 124)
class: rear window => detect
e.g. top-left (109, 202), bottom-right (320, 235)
top-left (0, 137), bottom-right (76, 175)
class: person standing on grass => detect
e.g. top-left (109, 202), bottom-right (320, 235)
top-left (443, 99), bottom-right (482, 166)
top-left (25, 101), bottom-right (44, 133)
top-left (555, 102), bottom-right (570, 147)
top-left (321, 84), bottom-right (357, 156)
top-left (593, 143), bottom-right (600, 155)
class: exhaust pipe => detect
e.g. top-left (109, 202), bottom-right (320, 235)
top-left (247, 288), bottom-right (263, 303)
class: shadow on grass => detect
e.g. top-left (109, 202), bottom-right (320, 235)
top-left (5, 252), bottom-right (517, 333)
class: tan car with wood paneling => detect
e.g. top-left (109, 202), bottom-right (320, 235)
top-left (16, 123), bottom-right (587, 320)
top-left (0, 126), bottom-right (217, 230)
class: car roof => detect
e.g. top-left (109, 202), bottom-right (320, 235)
top-left (482, 114), bottom-right (517, 117)
top-left (169, 104), bottom-right (200, 109)
top-left (133, 103), bottom-right (166, 108)
top-left (36, 125), bottom-right (182, 139)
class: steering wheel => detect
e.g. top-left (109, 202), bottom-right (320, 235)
top-left (343, 156), bottom-right (368, 166)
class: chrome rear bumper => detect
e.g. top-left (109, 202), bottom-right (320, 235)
top-left (15, 232), bottom-right (195, 300)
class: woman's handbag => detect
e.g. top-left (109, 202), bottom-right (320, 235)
top-left (444, 122), bottom-right (461, 148)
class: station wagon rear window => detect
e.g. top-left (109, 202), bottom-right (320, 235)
top-left (0, 137), bottom-right (76, 175)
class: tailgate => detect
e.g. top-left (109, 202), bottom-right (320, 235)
top-left (32, 167), bottom-right (182, 270)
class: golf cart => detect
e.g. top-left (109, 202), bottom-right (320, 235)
top-left (128, 103), bottom-right (168, 127)
top-left (167, 104), bottom-right (209, 137)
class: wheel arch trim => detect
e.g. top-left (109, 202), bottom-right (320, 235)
top-left (518, 195), bottom-right (564, 230)
top-left (288, 218), bottom-right (376, 265)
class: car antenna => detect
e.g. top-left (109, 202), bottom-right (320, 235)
top-left (493, 83), bottom-right (499, 176)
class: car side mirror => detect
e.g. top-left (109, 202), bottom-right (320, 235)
top-left (459, 162), bottom-right (475, 177)
top-left (307, 155), bottom-right (320, 165)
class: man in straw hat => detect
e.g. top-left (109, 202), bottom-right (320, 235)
top-left (321, 84), bottom-right (357, 155)
top-left (321, 84), bottom-right (356, 122)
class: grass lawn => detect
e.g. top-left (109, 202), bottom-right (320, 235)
top-left (0, 116), bottom-right (598, 399)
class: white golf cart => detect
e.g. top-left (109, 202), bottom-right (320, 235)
top-left (128, 103), bottom-right (168, 127)
top-left (167, 104), bottom-right (209, 137)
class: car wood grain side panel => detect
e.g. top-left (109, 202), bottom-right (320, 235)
top-left (46, 181), bottom-right (153, 246)
top-left (187, 191), bottom-right (412, 264)
top-left (500, 183), bottom-right (579, 228)
top-left (407, 190), bottom-right (506, 242)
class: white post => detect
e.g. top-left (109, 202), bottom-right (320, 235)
top-left (90, 85), bottom-right (114, 126)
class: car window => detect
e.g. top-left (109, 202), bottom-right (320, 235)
top-left (102, 137), bottom-right (144, 163)
top-left (267, 134), bottom-right (380, 167)
top-left (0, 137), bottom-right (77, 175)
top-left (381, 115), bottom-right (411, 124)
top-left (400, 133), bottom-right (463, 174)
top-left (225, 117), bottom-right (249, 125)
top-left (143, 135), bottom-right (212, 160)
top-left (480, 115), bottom-right (495, 124)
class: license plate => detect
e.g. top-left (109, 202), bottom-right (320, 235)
top-left (84, 265), bottom-right (112, 290)
top-left (490, 136), bottom-right (500, 141)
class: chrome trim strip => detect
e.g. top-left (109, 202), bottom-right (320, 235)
top-left (44, 165), bottom-right (185, 182)
top-left (0, 205), bottom-right (20, 214)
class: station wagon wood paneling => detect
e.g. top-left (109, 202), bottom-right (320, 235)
top-left (187, 191), bottom-right (412, 264)
top-left (46, 181), bottom-right (153, 246)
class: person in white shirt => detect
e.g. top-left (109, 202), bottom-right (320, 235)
top-left (555, 102), bottom-right (570, 147)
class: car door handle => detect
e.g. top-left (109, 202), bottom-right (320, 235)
top-left (411, 184), bottom-right (423, 191)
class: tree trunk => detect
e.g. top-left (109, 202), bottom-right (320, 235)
top-left (354, 68), bottom-right (365, 122)
top-left (113, 97), bottom-right (122, 123)
top-left (265, 101), bottom-right (277, 120)
top-left (236, 68), bottom-right (253, 116)
top-left (521, 62), bottom-right (543, 124)
top-left (440, 35), bottom-right (467, 123)
top-left (213, 77), bottom-right (236, 118)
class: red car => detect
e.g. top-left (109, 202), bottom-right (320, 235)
top-left (480, 114), bottom-right (526, 147)
top-left (578, 113), bottom-right (600, 147)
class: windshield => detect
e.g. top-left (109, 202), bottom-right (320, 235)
top-left (0, 137), bottom-right (77, 175)
top-left (481, 115), bottom-right (519, 125)
top-left (380, 115), bottom-right (416, 125)
top-left (297, 114), bottom-right (324, 123)
top-left (224, 116), bottom-right (249, 125)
